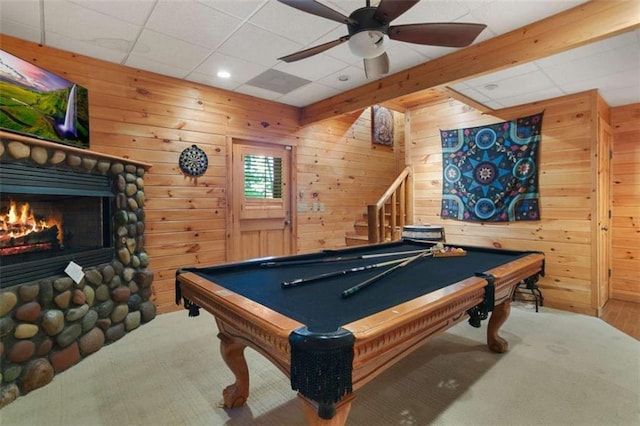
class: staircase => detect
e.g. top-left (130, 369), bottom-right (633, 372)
top-left (345, 166), bottom-right (413, 246)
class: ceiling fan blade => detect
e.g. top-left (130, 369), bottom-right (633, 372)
top-left (388, 22), bottom-right (487, 47)
top-left (276, 0), bottom-right (355, 25)
top-left (364, 52), bottom-right (390, 80)
top-left (374, 0), bottom-right (420, 24)
top-left (278, 36), bottom-right (350, 62)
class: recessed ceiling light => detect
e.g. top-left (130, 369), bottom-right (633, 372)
top-left (484, 83), bottom-right (499, 91)
top-left (338, 75), bottom-right (349, 82)
top-left (217, 70), bottom-right (231, 79)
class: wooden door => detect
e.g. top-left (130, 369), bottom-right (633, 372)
top-left (229, 140), bottom-right (293, 261)
top-left (596, 117), bottom-right (612, 313)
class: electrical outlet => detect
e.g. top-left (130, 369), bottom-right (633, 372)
top-left (297, 203), bottom-right (308, 212)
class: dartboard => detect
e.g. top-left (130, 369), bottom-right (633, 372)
top-left (179, 145), bottom-right (208, 176)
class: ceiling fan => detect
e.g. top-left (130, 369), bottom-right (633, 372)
top-left (276, 0), bottom-right (487, 79)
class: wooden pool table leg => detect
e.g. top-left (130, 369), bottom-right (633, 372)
top-left (487, 301), bottom-right (511, 353)
top-left (218, 332), bottom-right (250, 408)
top-left (299, 393), bottom-right (355, 426)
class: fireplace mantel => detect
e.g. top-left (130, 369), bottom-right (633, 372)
top-left (0, 130), bottom-right (152, 169)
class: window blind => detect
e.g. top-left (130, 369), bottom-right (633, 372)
top-left (244, 154), bottom-right (283, 199)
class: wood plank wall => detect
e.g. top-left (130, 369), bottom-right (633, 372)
top-left (1, 36), bottom-right (397, 313)
top-left (611, 104), bottom-right (640, 303)
top-left (406, 92), bottom-right (603, 315)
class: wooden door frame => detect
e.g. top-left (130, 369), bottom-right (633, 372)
top-left (225, 136), bottom-right (298, 262)
top-left (595, 116), bottom-right (613, 315)
top-left (591, 93), bottom-right (612, 316)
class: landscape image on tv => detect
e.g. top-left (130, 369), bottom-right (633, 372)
top-left (0, 50), bottom-right (89, 149)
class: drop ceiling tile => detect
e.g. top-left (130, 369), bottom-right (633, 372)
top-left (536, 30), bottom-right (639, 68)
top-left (448, 85), bottom-right (492, 103)
top-left (217, 23), bottom-right (302, 68)
top-left (44, 32), bottom-right (129, 63)
top-left (461, 62), bottom-right (540, 89)
top-left (484, 100), bottom-right (505, 110)
top-left (0, 20), bottom-right (41, 45)
top-left (494, 87), bottom-right (565, 108)
top-left (475, 70), bottom-right (557, 99)
top-left (197, 0), bottom-right (267, 20)
top-left (191, 52), bottom-right (268, 85)
top-left (274, 53), bottom-right (350, 81)
top-left (71, 0), bottom-right (156, 25)
top-left (0, 0), bottom-right (41, 27)
top-left (561, 69), bottom-right (640, 96)
top-left (324, 1), bottom-right (367, 16)
top-left (317, 27), bottom-right (362, 66)
top-left (186, 72), bottom-right (242, 91)
top-left (542, 45), bottom-right (640, 86)
top-left (250, 0), bottom-right (341, 45)
top-left (276, 82), bottom-right (342, 107)
top-left (42, 1), bottom-right (141, 43)
top-left (392, 0), bottom-right (471, 25)
top-left (402, 44), bottom-right (456, 61)
top-left (599, 85), bottom-right (640, 107)
top-left (468, 1), bottom-right (587, 35)
top-left (145, 0), bottom-right (242, 49)
top-left (385, 42), bottom-right (431, 73)
top-left (124, 54), bottom-right (190, 80)
top-left (404, 19), bottom-right (495, 60)
top-left (131, 29), bottom-right (211, 71)
top-left (450, 81), bottom-right (470, 90)
top-left (317, 65), bottom-right (370, 91)
top-left (460, 0), bottom-right (499, 12)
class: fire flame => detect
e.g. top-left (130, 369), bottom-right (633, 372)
top-left (0, 200), bottom-right (63, 244)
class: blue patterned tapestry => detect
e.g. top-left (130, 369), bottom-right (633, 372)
top-left (440, 113), bottom-right (543, 222)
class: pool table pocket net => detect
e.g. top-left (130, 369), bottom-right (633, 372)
top-left (289, 327), bottom-right (355, 412)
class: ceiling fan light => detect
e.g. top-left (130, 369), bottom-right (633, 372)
top-left (348, 30), bottom-right (386, 58)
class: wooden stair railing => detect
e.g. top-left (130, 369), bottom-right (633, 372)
top-left (367, 166), bottom-right (413, 244)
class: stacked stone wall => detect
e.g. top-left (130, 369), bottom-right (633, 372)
top-left (0, 135), bottom-right (155, 407)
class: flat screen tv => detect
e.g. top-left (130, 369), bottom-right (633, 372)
top-left (0, 49), bottom-right (89, 149)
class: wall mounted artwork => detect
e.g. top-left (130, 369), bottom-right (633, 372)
top-left (0, 49), bottom-right (90, 149)
top-left (371, 105), bottom-right (394, 146)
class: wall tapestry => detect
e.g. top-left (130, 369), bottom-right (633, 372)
top-left (440, 112), bottom-right (543, 222)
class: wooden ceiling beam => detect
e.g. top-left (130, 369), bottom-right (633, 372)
top-left (300, 0), bottom-right (640, 125)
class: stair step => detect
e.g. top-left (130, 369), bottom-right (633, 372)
top-left (353, 221), bottom-right (369, 236)
top-left (345, 232), bottom-right (368, 247)
top-left (351, 223), bottom-right (403, 238)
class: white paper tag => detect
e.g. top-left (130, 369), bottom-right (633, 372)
top-left (65, 261), bottom-right (85, 284)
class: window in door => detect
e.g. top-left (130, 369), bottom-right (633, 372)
top-left (239, 152), bottom-right (286, 220)
top-left (243, 154), bottom-right (283, 199)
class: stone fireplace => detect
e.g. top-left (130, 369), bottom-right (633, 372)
top-left (0, 131), bottom-right (155, 407)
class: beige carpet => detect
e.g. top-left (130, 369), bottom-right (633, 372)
top-left (1, 303), bottom-right (638, 426)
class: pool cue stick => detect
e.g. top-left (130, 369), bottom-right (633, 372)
top-left (261, 248), bottom-right (432, 268)
top-left (281, 256), bottom-right (414, 288)
top-left (341, 249), bottom-right (435, 298)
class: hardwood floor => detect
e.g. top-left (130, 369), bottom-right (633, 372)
top-left (601, 299), bottom-right (640, 340)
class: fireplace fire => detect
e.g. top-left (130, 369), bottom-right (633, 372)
top-left (0, 161), bottom-right (115, 287)
top-left (0, 191), bottom-right (113, 285)
top-left (0, 200), bottom-right (63, 256)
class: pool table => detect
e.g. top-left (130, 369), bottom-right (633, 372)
top-left (175, 240), bottom-right (544, 425)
